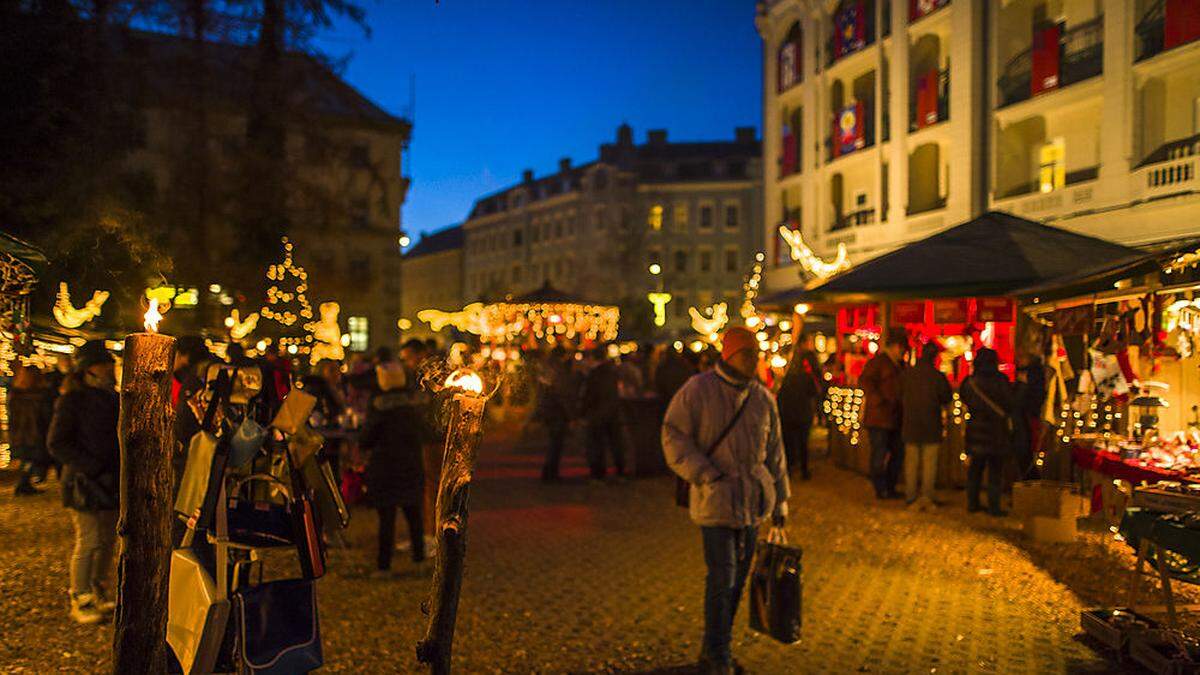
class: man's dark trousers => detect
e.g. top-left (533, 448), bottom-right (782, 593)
top-left (868, 427), bottom-right (904, 497)
top-left (700, 525), bottom-right (756, 667)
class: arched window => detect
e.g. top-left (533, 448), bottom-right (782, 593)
top-left (777, 22), bottom-right (803, 92)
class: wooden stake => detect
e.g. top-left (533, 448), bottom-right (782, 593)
top-left (416, 391), bottom-right (487, 675)
top-left (113, 332), bottom-right (176, 675)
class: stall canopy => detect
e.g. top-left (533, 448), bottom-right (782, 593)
top-left (763, 211), bottom-right (1144, 305)
top-left (1015, 237), bottom-right (1200, 303)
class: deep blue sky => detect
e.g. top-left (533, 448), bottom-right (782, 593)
top-left (315, 0), bottom-right (762, 242)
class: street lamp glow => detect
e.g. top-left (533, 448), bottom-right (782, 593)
top-left (399, 234), bottom-right (411, 248)
top-left (794, 303), bottom-right (810, 316)
top-left (649, 263), bottom-right (662, 275)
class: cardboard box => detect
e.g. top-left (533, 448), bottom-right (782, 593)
top-left (1024, 515), bottom-right (1078, 543)
top-left (1013, 480), bottom-right (1088, 520)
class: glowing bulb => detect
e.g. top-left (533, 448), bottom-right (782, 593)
top-left (399, 234), bottom-right (411, 248)
top-left (794, 303), bottom-right (810, 316)
top-left (445, 368), bottom-right (484, 395)
top-left (649, 263), bottom-right (662, 275)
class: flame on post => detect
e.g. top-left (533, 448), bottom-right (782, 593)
top-left (444, 368), bottom-right (484, 395)
top-left (144, 298), bottom-right (163, 333)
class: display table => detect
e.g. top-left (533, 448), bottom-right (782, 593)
top-left (1071, 444), bottom-right (1196, 485)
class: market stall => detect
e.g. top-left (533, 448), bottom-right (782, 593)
top-left (766, 211), bottom-right (1145, 487)
top-left (1018, 239), bottom-right (1200, 520)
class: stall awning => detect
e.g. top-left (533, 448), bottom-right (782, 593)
top-left (0, 231), bottom-right (48, 268)
top-left (1015, 237), bottom-right (1200, 303)
top-left (763, 211), bottom-right (1144, 305)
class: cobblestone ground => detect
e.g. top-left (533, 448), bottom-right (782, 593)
top-left (0, 426), bottom-right (1184, 673)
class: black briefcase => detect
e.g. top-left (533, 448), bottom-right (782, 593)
top-left (749, 529), bottom-right (802, 644)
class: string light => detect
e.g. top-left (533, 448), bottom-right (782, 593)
top-left (824, 387), bottom-right (863, 445)
top-left (260, 237), bottom-right (314, 329)
top-left (419, 300), bottom-right (619, 345)
top-left (778, 225), bottom-right (852, 279)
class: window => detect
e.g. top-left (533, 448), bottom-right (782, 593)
top-left (512, 265), bottom-right (521, 283)
top-left (532, 224), bottom-right (541, 243)
top-left (594, 205), bottom-right (606, 231)
top-left (351, 199), bottom-right (369, 228)
top-left (699, 203), bottom-right (714, 229)
top-left (777, 22), bottom-right (803, 92)
top-left (648, 204), bottom-right (664, 231)
top-left (593, 169), bottom-right (608, 190)
top-left (674, 249), bottom-right (688, 273)
top-left (349, 254), bottom-right (371, 282)
top-left (699, 248), bottom-right (713, 273)
top-left (673, 203), bottom-right (689, 231)
top-left (1039, 139), bottom-right (1065, 193)
top-left (674, 293), bottom-right (688, 317)
top-left (724, 203), bottom-right (739, 229)
top-left (349, 145), bottom-right (370, 169)
top-left (347, 316), bottom-right (369, 352)
top-left (513, 229), bottom-right (524, 247)
top-left (648, 247), bottom-right (661, 267)
top-left (725, 247), bottom-right (739, 273)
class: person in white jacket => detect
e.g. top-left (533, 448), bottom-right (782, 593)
top-left (662, 326), bottom-right (790, 675)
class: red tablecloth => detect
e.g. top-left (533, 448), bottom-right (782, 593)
top-left (1072, 444), bottom-right (1197, 484)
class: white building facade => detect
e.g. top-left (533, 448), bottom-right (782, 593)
top-left (759, 0), bottom-right (1200, 295)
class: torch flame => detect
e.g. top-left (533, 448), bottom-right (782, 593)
top-left (144, 298), bottom-right (163, 333)
top-left (444, 368), bottom-right (484, 395)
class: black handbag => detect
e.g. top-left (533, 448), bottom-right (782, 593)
top-left (69, 470), bottom-right (118, 511)
top-left (225, 474), bottom-right (296, 549)
top-left (749, 528), bottom-right (802, 644)
top-left (674, 391), bottom-right (750, 508)
top-left (233, 578), bottom-right (323, 674)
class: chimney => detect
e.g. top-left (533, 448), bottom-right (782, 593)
top-left (617, 123), bottom-right (633, 147)
top-left (522, 169), bottom-right (534, 183)
top-left (647, 129), bottom-right (668, 145)
top-left (558, 157), bottom-right (571, 173)
top-left (735, 126), bottom-right (756, 143)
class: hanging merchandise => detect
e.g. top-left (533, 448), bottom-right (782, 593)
top-left (1089, 349), bottom-right (1130, 401)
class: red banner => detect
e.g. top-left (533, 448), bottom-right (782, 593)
top-left (976, 297), bottom-right (1015, 323)
top-left (910, 0), bottom-right (949, 22)
top-left (891, 301), bottom-right (926, 325)
top-left (915, 70), bottom-right (939, 129)
top-left (1166, 0), bottom-right (1200, 50)
top-left (833, 102), bottom-right (865, 158)
top-left (933, 299), bottom-right (969, 324)
top-left (1031, 23), bottom-right (1061, 96)
top-left (781, 128), bottom-right (797, 176)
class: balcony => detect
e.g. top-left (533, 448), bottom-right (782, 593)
top-left (997, 17), bottom-right (1104, 108)
top-left (830, 207), bottom-right (877, 232)
top-left (906, 196), bottom-right (946, 216)
top-left (1134, 134), bottom-right (1200, 201)
top-left (1137, 0), bottom-right (1200, 62)
top-left (998, 166), bottom-right (1099, 200)
top-left (910, 68), bottom-right (949, 131)
top-left (825, 1), bottom-right (876, 68)
top-left (826, 101), bottom-right (876, 163)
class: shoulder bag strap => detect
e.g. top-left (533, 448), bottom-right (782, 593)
top-left (966, 377), bottom-right (1007, 420)
top-left (705, 389), bottom-right (752, 457)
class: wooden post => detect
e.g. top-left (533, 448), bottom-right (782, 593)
top-left (113, 332), bottom-right (176, 675)
top-left (416, 390), bottom-right (487, 675)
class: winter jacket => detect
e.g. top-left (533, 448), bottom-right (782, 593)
top-left (8, 386), bottom-right (53, 463)
top-left (860, 352), bottom-right (902, 430)
top-left (777, 350), bottom-right (823, 428)
top-left (662, 361), bottom-right (790, 528)
top-left (960, 360), bottom-right (1015, 455)
top-left (362, 388), bottom-right (427, 508)
top-left (582, 360), bottom-right (620, 423)
top-left (900, 356), bottom-right (953, 444)
top-left (47, 385), bottom-right (120, 510)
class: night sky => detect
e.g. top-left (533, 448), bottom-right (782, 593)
top-left (315, 0), bottom-right (762, 242)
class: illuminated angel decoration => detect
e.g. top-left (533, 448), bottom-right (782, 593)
top-left (226, 309), bottom-right (259, 341)
top-left (689, 302), bottom-right (728, 340)
top-left (307, 301), bottom-right (344, 364)
top-left (53, 282), bottom-right (109, 328)
top-left (418, 302), bottom-right (489, 335)
top-left (779, 226), bottom-right (851, 279)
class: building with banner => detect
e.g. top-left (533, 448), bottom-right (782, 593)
top-left (758, 0), bottom-right (1200, 296)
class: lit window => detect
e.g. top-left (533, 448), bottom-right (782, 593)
top-left (673, 203), bottom-right (689, 231)
top-left (1039, 139), bottom-right (1065, 193)
top-left (648, 204), bottom-right (663, 230)
top-left (347, 316), bottom-right (369, 352)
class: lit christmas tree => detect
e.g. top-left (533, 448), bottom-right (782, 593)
top-left (260, 237), bottom-right (315, 353)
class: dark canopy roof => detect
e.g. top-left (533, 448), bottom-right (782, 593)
top-left (0, 231), bottom-right (48, 268)
top-left (1014, 236), bottom-right (1200, 300)
top-left (766, 211), bottom-right (1143, 305)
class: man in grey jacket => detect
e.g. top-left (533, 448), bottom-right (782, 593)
top-left (662, 326), bottom-right (790, 675)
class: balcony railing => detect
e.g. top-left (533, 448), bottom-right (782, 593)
top-left (910, 68), bottom-right (950, 131)
top-left (1139, 133), bottom-right (1200, 168)
top-left (1135, 0), bottom-right (1200, 62)
top-left (997, 16), bottom-right (1104, 108)
top-left (1134, 133), bottom-right (1200, 200)
top-left (997, 165), bottom-right (1100, 199)
top-left (830, 207), bottom-right (877, 232)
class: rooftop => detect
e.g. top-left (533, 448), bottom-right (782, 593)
top-left (404, 225), bottom-right (464, 259)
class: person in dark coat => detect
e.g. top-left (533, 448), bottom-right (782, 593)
top-left (9, 363), bottom-right (54, 496)
top-left (536, 347), bottom-right (575, 482)
top-left (861, 332), bottom-right (907, 499)
top-left (959, 347), bottom-right (1015, 516)
top-left (776, 335), bottom-right (823, 480)
top-left (1012, 351), bottom-right (1048, 479)
top-left (900, 343), bottom-right (952, 508)
top-left (654, 347), bottom-right (696, 405)
top-left (361, 352), bottom-right (428, 576)
top-left (582, 346), bottom-right (624, 480)
top-left (46, 340), bottom-right (120, 624)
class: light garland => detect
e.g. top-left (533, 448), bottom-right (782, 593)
top-left (1165, 247), bottom-right (1200, 274)
top-left (52, 282), bottom-right (109, 328)
top-left (779, 225), bottom-right (851, 279)
top-left (741, 252), bottom-right (766, 327)
top-left (420, 300), bottom-right (619, 345)
top-left (823, 386), bottom-right (863, 446)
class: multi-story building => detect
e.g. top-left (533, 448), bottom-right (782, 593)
top-left (129, 30), bottom-right (410, 351)
top-left (461, 125), bottom-right (762, 336)
top-left (400, 224), bottom-right (464, 342)
top-left (758, 0), bottom-right (1200, 296)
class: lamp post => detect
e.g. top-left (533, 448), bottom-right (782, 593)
top-left (647, 263), bottom-right (671, 329)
